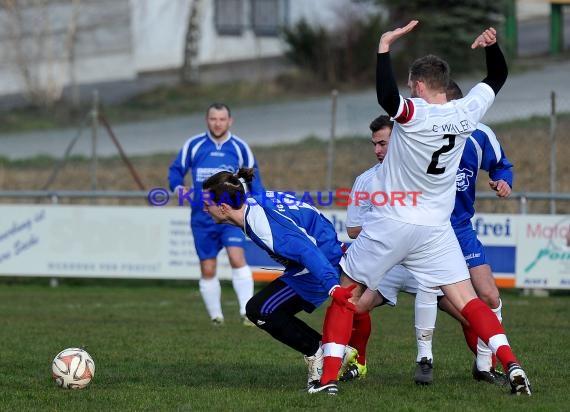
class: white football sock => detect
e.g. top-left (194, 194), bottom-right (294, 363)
top-left (492, 298), bottom-right (503, 322)
top-left (232, 265), bottom-right (254, 316)
top-left (415, 288), bottom-right (438, 362)
top-left (199, 277), bottom-right (223, 320)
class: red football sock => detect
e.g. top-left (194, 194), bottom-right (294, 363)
top-left (462, 324), bottom-right (478, 355)
top-left (461, 298), bottom-right (518, 371)
top-left (320, 302), bottom-right (354, 384)
top-left (348, 311), bottom-right (371, 364)
top-left (321, 357), bottom-right (342, 384)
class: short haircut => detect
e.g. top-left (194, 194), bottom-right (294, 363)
top-left (446, 80), bottom-right (464, 100)
top-left (206, 102), bottom-right (231, 117)
top-left (409, 54), bottom-right (450, 93)
top-left (369, 115), bottom-right (394, 133)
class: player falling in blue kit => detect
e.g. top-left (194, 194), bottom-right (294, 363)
top-left (202, 168), bottom-right (355, 389)
top-left (168, 103), bottom-right (264, 325)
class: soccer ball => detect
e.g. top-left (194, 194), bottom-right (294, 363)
top-left (51, 347), bottom-right (95, 389)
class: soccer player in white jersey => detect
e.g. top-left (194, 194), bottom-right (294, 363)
top-left (342, 115), bottom-right (441, 385)
top-left (202, 168), bottom-right (356, 391)
top-left (168, 103), bottom-right (264, 326)
top-left (309, 21), bottom-right (531, 396)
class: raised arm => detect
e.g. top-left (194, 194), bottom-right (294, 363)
top-left (376, 20), bottom-right (418, 117)
top-left (471, 27), bottom-right (508, 95)
top-left (378, 20), bottom-right (419, 53)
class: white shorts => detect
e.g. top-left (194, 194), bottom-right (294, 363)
top-left (340, 216), bottom-right (469, 290)
top-left (376, 265), bottom-right (444, 306)
top-left (377, 265), bottom-right (417, 306)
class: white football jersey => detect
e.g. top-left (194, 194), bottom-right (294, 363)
top-left (346, 162), bottom-right (382, 228)
top-left (369, 82), bottom-right (495, 226)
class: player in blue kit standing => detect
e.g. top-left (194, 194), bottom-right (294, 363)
top-left (168, 103), bottom-right (264, 326)
top-left (341, 99), bottom-right (513, 387)
top-left (446, 80), bottom-right (513, 385)
top-left (202, 168), bottom-right (356, 389)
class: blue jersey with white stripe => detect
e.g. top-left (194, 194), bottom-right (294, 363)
top-left (168, 131), bottom-right (264, 222)
top-left (244, 192), bottom-right (342, 308)
top-left (451, 124), bottom-right (513, 228)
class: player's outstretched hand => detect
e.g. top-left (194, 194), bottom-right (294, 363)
top-left (471, 27), bottom-right (497, 49)
top-left (379, 20), bottom-right (419, 53)
top-left (489, 179), bottom-right (511, 198)
top-left (330, 284), bottom-right (357, 312)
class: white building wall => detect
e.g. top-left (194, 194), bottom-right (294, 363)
top-left (0, 0), bottom-right (375, 96)
top-left (0, 0), bottom-right (135, 96)
top-left (114, 0), bottom-right (368, 72)
top-left (197, 0), bottom-right (283, 64)
top-left (130, 0), bottom-right (191, 72)
top-left (289, 0), bottom-right (354, 26)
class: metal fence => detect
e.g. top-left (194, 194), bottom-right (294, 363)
top-left (326, 89), bottom-right (570, 215)
top-left (0, 89), bottom-right (568, 217)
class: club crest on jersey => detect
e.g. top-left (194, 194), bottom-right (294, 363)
top-left (456, 168), bottom-right (474, 191)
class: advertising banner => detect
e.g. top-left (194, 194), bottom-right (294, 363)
top-left (0, 205), bottom-right (207, 279)
top-left (1, 204), bottom-right (568, 289)
top-left (0, 205), bottom-right (350, 281)
top-left (515, 215), bottom-right (570, 289)
top-left (469, 214), bottom-right (516, 288)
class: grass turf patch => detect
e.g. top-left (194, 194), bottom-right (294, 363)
top-left (0, 282), bottom-right (566, 411)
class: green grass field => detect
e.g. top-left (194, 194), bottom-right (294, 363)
top-left (0, 280), bottom-right (568, 411)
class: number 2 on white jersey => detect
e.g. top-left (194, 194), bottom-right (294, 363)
top-left (427, 134), bottom-right (456, 175)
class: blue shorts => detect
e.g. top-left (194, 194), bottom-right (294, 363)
top-left (453, 223), bottom-right (488, 269)
top-left (191, 216), bottom-right (246, 260)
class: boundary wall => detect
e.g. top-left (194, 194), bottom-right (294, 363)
top-left (1, 204), bottom-right (568, 289)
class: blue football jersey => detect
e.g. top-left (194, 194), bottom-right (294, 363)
top-left (244, 192), bottom-right (343, 308)
top-left (168, 132), bottom-right (264, 221)
top-left (451, 124), bottom-right (513, 228)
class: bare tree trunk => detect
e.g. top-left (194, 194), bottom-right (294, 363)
top-left (1, 0), bottom-right (81, 109)
top-left (67, 0), bottom-right (81, 109)
top-left (2, 0), bottom-right (36, 100)
top-left (181, 0), bottom-right (202, 84)
top-left (41, 0), bottom-right (64, 107)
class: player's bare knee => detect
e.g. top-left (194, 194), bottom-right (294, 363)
top-left (478, 289), bottom-right (500, 308)
top-left (355, 301), bottom-right (373, 313)
top-left (340, 272), bottom-right (364, 297)
top-left (200, 259), bottom-right (217, 278)
top-left (201, 271), bottom-right (216, 279)
top-left (483, 292), bottom-right (501, 309)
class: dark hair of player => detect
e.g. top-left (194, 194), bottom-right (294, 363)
top-left (206, 102), bottom-right (232, 117)
top-left (202, 168), bottom-right (255, 209)
top-left (369, 115), bottom-right (394, 133)
top-left (409, 55), bottom-right (450, 93)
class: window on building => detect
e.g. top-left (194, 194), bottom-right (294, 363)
top-left (251, 0), bottom-right (286, 36)
top-left (215, 0), bottom-right (244, 35)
